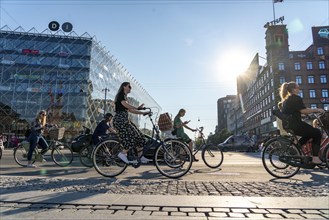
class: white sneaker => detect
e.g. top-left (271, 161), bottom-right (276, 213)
top-left (140, 156), bottom-right (151, 164)
top-left (42, 159), bottom-right (47, 163)
top-left (26, 164), bottom-right (37, 168)
top-left (118, 152), bottom-right (138, 164)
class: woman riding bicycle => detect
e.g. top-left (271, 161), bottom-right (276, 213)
top-left (279, 81), bottom-right (325, 164)
top-left (113, 82), bottom-right (151, 164)
top-left (173, 108), bottom-right (198, 161)
top-left (26, 110), bottom-right (49, 168)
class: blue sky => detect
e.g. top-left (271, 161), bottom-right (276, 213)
top-left (1, 0), bottom-right (328, 136)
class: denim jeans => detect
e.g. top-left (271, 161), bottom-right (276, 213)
top-left (27, 132), bottom-right (49, 161)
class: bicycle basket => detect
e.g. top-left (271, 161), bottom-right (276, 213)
top-left (320, 112), bottom-right (329, 131)
top-left (48, 127), bottom-right (65, 140)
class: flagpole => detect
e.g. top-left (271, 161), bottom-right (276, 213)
top-left (272, 0), bottom-right (276, 21)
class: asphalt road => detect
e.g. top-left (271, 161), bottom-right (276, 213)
top-left (1, 149), bottom-right (328, 183)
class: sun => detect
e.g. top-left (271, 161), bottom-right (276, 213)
top-left (217, 48), bottom-right (252, 82)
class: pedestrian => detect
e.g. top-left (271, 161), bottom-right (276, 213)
top-left (112, 82), bottom-right (151, 164)
top-left (173, 108), bottom-right (198, 161)
top-left (92, 113), bottom-right (116, 145)
top-left (26, 110), bottom-right (49, 168)
top-left (279, 81), bottom-right (325, 164)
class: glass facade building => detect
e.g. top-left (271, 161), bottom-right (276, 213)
top-left (0, 26), bottom-right (161, 139)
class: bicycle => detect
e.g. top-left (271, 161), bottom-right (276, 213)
top-left (92, 107), bottom-right (193, 179)
top-left (13, 127), bottom-right (74, 167)
top-left (262, 111), bottom-right (329, 178)
top-left (193, 127), bottom-right (224, 168)
top-left (79, 133), bottom-right (117, 168)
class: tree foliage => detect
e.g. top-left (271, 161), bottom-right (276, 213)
top-left (207, 128), bottom-right (233, 145)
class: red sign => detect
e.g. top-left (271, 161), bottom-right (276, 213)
top-left (22, 49), bottom-right (40, 55)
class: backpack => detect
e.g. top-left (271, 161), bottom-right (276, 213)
top-left (157, 113), bottom-right (173, 131)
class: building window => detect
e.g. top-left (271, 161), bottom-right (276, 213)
top-left (317, 47), bottom-right (324, 55)
top-left (298, 90), bottom-right (303, 98)
top-left (294, 62), bottom-right (301, 70)
top-left (320, 75), bottom-right (327, 83)
top-left (306, 62), bottom-right (313, 70)
top-left (310, 104), bottom-right (317, 109)
top-left (271, 78), bottom-right (274, 86)
top-left (296, 76), bottom-right (302, 84)
top-left (319, 61), bottom-right (325, 69)
top-left (308, 75), bottom-right (315, 84)
top-left (309, 90), bottom-right (316, 98)
top-left (278, 63), bottom-right (285, 71)
top-left (279, 76), bottom-right (285, 84)
top-left (322, 89), bottom-right (329, 98)
top-left (324, 104), bottom-right (329, 110)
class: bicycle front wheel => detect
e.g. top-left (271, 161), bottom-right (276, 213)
top-left (79, 145), bottom-right (94, 168)
top-left (92, 139), bottom-right (127, 177)
top-left (262, 137), bottom-right (300, 178)
top-left (51, 143), bottom-right (73, 167)
top-left (13, 143), bottom-right (36, 167)
top-left (154, 139), bottom-right (192, 178)
top-left (201, 145), bottom-right (224, 168)
top-left (323, 144), bottom-right (329, 169)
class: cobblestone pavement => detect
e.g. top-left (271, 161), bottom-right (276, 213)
top-left (1, 201), bottom-right (329, 219)
top-left (1, 176), bottom-right (329, 219)
top-left (1, 176), bottom-right (328, 197)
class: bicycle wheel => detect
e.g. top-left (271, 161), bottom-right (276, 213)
top-left (324, 144), bottom-right (329, 169)
top-left (92, 139), bottom-right (127, 177)
top-left (201, 145), bottom-right (224, 168)
top-left (13, 143), bottom-right (36, 167)
top-left (154, 139), bottom-right (192, 178)
top-left (79, 145), bottom-right (94, 168)
top-left (51, 143), bottom-right (73, 167)
top-left (262, 137), bottom-right (301, 178)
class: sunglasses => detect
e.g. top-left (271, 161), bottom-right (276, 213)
top-left (128, 85), bottom-right (131, 89)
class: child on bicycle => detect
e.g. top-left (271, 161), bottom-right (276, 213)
top-left (92, 113), bottom-right (117, 145)
top-left (26, 110), bottom-right (49, 168)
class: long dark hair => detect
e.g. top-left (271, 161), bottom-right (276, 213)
top-left (114, 82), bottom-right (130, 103)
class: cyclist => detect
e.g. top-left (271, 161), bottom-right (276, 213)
top-left (26, 110), bottom-right (49, 168)
top-left (173, 108), bottom-right (198, 161)
top-left (92, 113), bottom-right (117, 146)
top-left (279, 81), bottom-right (325, 164)
top-left (113, 82), bottom-right (151, 164)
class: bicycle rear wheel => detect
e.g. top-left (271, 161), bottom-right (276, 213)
top-left (262, 137), bottom-right (300, 178)
top-left (201, 145), bottom-right (224, 168)
top-left (92, 139), bottom-right (127, 177)
top-left (154, 139), bottom-right (192, 178)
top-left (79, 145), bottom-right (94, 168)
top-left (51, 143), bottom-right (73, 167)
top-left (13, 143), bottom-right (36, 167)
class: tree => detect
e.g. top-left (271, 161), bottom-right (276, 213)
top-left (207, 128), bottom-right (233, 145)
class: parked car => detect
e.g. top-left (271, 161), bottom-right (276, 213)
top-left (0, 135), bottom-right (4, 159)
top-left (318, 28), bottom-right (329, 39)
top-left (217, 135), bottom-right (256, 152)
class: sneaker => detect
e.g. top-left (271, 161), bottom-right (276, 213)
top-left (140, 156), bottom-right (151, 164)
top-left (118, 152), bottom-right (137, 164)
top-left (26, 164), bottom-right (37, 168)
top-left (42, 158), bottom-right (47, 163)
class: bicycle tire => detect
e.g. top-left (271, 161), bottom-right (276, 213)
top-left (154, 139), bottom-right (192, 179)
top-left (51, 143), bottom-right (73, 167)
top-left (323, 144), bottom-right (329, 169)
top-left (262, 137), bottom-right (301, 178)
top-left (92, 139), bottom-right (127, 177)
top-left (79, 145), bottom-right (94, 168)
top-left (201, 145), bottom-right (224, 169)
top-left (13, 144), bottom-right (37, 167)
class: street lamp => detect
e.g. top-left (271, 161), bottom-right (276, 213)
top-left (102, 88), bottom-right (109, 115)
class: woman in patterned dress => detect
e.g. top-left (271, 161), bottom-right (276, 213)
top-left (113, 82), bottom-right (150, 164)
